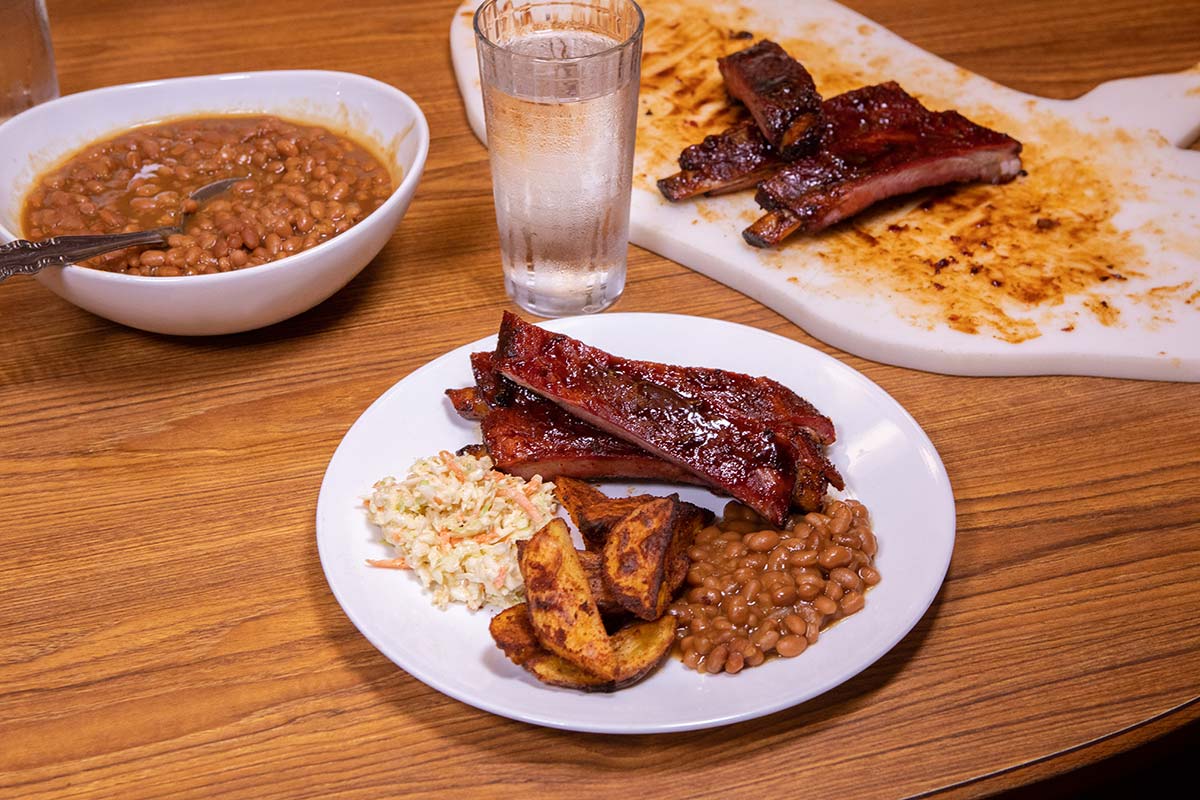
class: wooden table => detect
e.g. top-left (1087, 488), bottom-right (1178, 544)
top-left (3, 1), bottom-right (1198, 797)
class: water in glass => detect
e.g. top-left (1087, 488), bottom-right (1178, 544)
top-left (477, 2), bottom-right (642, 317)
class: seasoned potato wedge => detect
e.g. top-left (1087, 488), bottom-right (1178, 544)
top-left (555, 477), bottom-right (656, 551)
top-left (608, 614), bottom-right (677, 687)
top-left (602, 496), bottom-right (680, 620)
top-left (575, 549), bottom-right (624, 615)
top-left (657, 501), bottom-right (710, 609)
top-left (488, 602), bottom-right (544, 667)
top-left (520, 518), bottom-right (617, 679)
top-left (490, 603), bottom-right (675, 692)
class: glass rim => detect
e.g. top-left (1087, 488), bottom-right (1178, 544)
top-left (473, 0), bottom-right (645, 65)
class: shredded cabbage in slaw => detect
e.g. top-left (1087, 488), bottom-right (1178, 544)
top-left (365, 451), bottom-right (556, 610)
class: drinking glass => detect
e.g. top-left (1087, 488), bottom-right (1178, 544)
top-left (475, 0), bottom-right (644, 317)
top-left (0, 0), bottom-right (59, 123)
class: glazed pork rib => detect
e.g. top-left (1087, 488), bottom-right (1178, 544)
top-left (491, 313), bottom-right (836, 524)
top-left (745, 82), bottom-right (1023, 247)
top-left (450, 326), bottom-right (842, 515)
top-left (657, 122), bottom-right (785, 201)
top-left (449, 354), bottom-right (707, 485)
top-left (471, 404), bottom-right (708, 486)
top-left (718, 40), bottom-right (824, 159)
top-left (475, 329), bottom-right (837, 448)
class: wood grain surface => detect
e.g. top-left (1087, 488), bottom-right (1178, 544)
top-left (2, 1), bottom-right (1198, 798)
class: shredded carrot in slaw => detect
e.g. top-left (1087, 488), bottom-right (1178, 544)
top-left (493, 565), bottom-right (509, 589)
top-left (439, 450), bottom-right (467, 481)
top-left (366, 556), bottom-right (411, 570)
top-left (497, 486), bottom-right (545, 527)
top-left (364, 451), bottom-right (557, 609)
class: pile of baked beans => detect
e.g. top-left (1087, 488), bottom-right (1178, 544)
top-left (22, 115), bottom-right (393, 276)
top-left (669, 497), bottom-right (880, 675)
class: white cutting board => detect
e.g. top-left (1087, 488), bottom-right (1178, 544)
top-left (450, 0), bottom-right (1200, 380)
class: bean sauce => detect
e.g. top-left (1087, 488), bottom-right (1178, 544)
top-left (21, 115), bottom-right (395, 276)
top-left (670, 497), bottom-right (880, 674)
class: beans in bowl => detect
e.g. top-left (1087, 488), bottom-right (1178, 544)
top-left (21, 115), bottom-right (394, 276)
top-left (670, 497), bottom-right (880, 675)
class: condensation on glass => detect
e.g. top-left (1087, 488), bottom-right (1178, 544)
top-left (475, 0), bottom-right (644, 317)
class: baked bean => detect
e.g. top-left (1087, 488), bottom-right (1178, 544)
top-left (796, 581), bottom-right (824, 601)
top-left (840, 591), bottom-right (866, 616)
top-left (828, 502), bottom-right (853, 535)
top-left (751, 628), bottom-right (779, 652)
top-left (722, 540), bottom-right (747, 559)
top-left (788, 549), bottom-right (819, 567)
top-left (805, 512), bottom-right (831, 531)
top-left (670, 495), bottom-right (880, 675)
top-left (21, 115), bottom-right (394, 276)
top-left (764, 551), bottom-right (787, 575)
top-left (830, 567), bottom-right (863, 592)
top-left (138, 250), bottom-right (166, 267)
top-left (740, 577), bottom-right (762, 601)
top-left (771, 585), bottom-right (797, 605)
top-left (776, 636), bottom-right (807, 658)
top-left (739, 553), bottom-right (766, 571)
top-left (818, 546), bottom-right (853, 569)
top-left (813, 595), bottom-right (838, 616)
top-left (745, 530), bottom-right (780, 552)
top-left (705, 644), bottom-right (729, 673)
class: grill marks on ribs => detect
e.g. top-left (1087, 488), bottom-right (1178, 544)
top-left (745, 82), bottom-right (1023, 246)
top-left (491, 313), bottom-right (831, 525)
top-left (656, 122), bottom-right (784, 201)
top-left (718, 40), bottom-right (823, 159)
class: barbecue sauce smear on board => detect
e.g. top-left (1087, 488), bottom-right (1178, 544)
top-left (636, 0), bottom-right (1196, 344)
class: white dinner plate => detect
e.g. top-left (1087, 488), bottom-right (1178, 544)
top-left (316, 313), bottom-right (955, 733)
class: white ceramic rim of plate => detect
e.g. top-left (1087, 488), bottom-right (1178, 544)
top-left (316, 313), bottom-right (956, 733)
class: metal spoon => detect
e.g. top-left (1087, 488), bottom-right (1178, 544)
top-left (0, 176), bottom-right (248, 282)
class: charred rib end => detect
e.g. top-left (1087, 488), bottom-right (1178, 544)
top-left (743, 209), bottom-right (802, 248)
top-left (657, 173), bottom-right (697, 202)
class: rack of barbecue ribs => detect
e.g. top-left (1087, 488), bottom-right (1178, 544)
top-left (446, 313), bottom-right (844, 526)
top-left (657, 41), bottom-right (1023, 247)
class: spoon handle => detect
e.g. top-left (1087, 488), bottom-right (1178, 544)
top-left (0, 228), bottom-right (175, 282)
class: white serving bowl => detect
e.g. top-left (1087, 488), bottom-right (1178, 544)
top-left (0, 70), bottom-right (429, 335)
